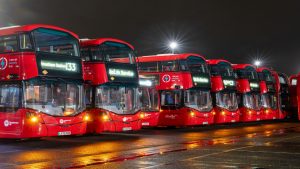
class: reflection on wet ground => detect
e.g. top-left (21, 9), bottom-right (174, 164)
top-left (0, 121), bottom-right (300, 169)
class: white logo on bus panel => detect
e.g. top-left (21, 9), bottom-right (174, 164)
top-left (3, 120), bottom-right (19, 127)
top-left (59, 119), bottom-right (71, 124)
top-left (0, 57), bottom-right (8, 70)
top-left (162, 74), bottom-right (171, 83)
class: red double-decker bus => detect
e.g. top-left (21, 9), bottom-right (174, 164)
top-left (294, 74), bottom-right (300, 121)
top-left (80, 38), bottom-right (143, 133)
top-left (207, 60), bottom-right (240, 124)
top-left (138, 54), bottom-right (214, 127)
top-left (272, 71), bottom-right (289, 119)
top-left (289, 74), bottom-right (298, 119)
top-left (233, 64), bottom-right (262, 122)
top-left (278, 73), bottom-right (290, 118)
top-left (257, 67), bottom-right (278, 120)
top-left (0, 24), bottom-right (88, 138)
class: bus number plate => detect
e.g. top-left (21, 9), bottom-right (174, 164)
top-left (123, 127), bottom-right (132, 131)
top-left (58, 131), bottom-right (71, 136)
top-left (231, 120), bottom-right (236, 123)
top-left (142, 122), bottom-right (150, 126)
top-left (202, 121), bottom-right (208, 125)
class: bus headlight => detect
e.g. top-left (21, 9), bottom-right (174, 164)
top-left (102, 114), bottom-right (110, 121)
top-left (30, 116), bottom-right (38, 123)
top-left (84, 114), bottom-right (90, 121)
top-left (221, 111), bottom-right (226, 116)
top-left (190, 111), bottom-right (195, 117)
top-left (26, 112), bottom-right (39, 123)
top-left (139, 113), bottom-right (145, 119)
top-left (265, 109), bottom-right (269, 114)
top-left (248, 110), bottom-right (252, 115)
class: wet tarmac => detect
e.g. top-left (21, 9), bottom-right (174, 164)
top-left (0, 120), bottom-right (300, 169)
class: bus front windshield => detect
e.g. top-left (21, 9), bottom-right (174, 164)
top-left (184, 90), bottom-right (213, 112)
top-left (32, 28), bottom-right (79, 56)
top-left (279, 75), bottom-right (288, 85)
top-left (247, 69), bottom-right (259, 80)
top-left (243, 93), bottom-right (261, 110)
top-left (261, 93), bottom-right (277, 109)
top-left (236, 66), bottom-right (258, 80)
top-left (140, 88), bottom-right (159, 112)
top-left (95, 86), bottom-right (140, 114)
top-left (24, 80), bottom-right (85, 116)
top-left (210, 62), bottom-right (234, 77)
top-left (186, 56), bottom-right (209, 73)
top-left (161, 90), bottom-right (183, 108)
top-left (260, 70), bottom-right (274, 82)
top-left (216, 92), bottom-right (238, 111)
top-left (88, 42), bottom-right (135, 64)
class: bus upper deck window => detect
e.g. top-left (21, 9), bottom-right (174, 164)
top-left (0, 35), bottom-right (18, 53)
top-left (20, 34), bottom-right (33, 50)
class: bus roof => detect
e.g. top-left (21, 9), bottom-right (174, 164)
top-left (137, 53), bottom-right (206, 62)
top-left (232, 64), bottom-right (256, 70)
top-left (290, 74), bottom-right (297, 78)
top-left (0, 24), bottom-right (79, 38)
top-left (80, 38), bottom-right (134, 50)
top-left (256, 67), bottom-right (273, 73)
top-left (207, 59), bottom-right (232, 65)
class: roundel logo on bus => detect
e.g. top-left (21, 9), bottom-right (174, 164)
top-left (162, 74), bottom-right (171, 83)
top-left (59, 119), bottom-right (71, 124)
top-left (0, 57), bottom-right (8, 70)
top-left (4, 120), bottom-right (9, 127)
top-left (3, 120), bottom-right (19, 127)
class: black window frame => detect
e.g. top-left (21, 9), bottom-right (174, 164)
top-left (138, 61), bottom-right (161, 72)
top-left (279, 75), bottom-right (288, 85)
top-left (138, 56), bottom-right (209, 73)
top-left (261, 70), bottom-right (275, 83)
top-left (80, 46), bottom-right (92, 61)
top-left (0, 33), bottom-right (36, 54)
top-left (0, 82), bottom-right (23, 113)
top-left (186, 56), bottom-right (208, 74)
top-left (31, 28), bottom-right (80, 57)
top-left (81, 41), bottom-right (136, 64)
top-left (161, 60), bottom-right (179, 72)
top-left (0, 34), bottom-right (20, 54)
top-left (209, 62), bottom-right (235, 78)
top-left (235, 66), bottom-right (259, 80)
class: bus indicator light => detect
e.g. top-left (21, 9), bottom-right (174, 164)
top-left (42, 70), bottom-right (48, 75)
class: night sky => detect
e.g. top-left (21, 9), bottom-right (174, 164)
top-left (1, 0), bottom-right (300, 75)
